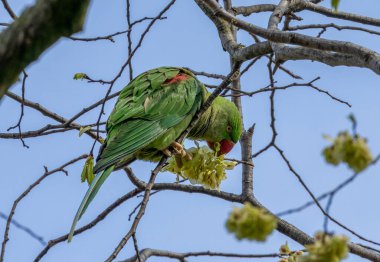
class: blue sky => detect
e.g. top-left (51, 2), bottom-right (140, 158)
top-left (1, 0), bottom-right (380, 261)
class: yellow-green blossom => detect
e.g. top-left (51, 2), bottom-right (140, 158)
top-left (81, 155), bottom-right (94, 185)
top-left (226, 202), bottom-right (277, 241)
top-left (299, 232), bottom-right (349, 262)
top-left (323, 132), bottom-right (372, 172)
top-left (163, 145), bottom-right (236, 190)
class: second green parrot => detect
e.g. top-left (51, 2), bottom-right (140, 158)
top-left (69, 67), bottom-right (242, 240)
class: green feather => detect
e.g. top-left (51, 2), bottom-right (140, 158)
top-left (69, 67), bottom-right (207, 241)
top-left (68, 165), bottom-right (114, 242)
top-left (69, 66), bottom-right (244, 241)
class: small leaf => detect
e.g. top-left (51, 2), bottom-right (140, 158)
top-left (79, 126), bottom-right (92, 137)
top-left (280, 242), bottom-right (291, 255)
top-left (81, 155), bottom-right (94, 185)
top-left (331, 0), bottom-right (340, 11)
top-left (73, 73), bottom-right (88, 80)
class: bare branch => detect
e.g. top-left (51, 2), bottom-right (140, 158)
top-left (6, 71), bottom-right (28, 148)
top-left (121, 248), bottom-right (281, 262)
top-left (277, 154), bottom-right (380, 217)
top-left (69, 29), bottom-right (129, 43)
top-left (184, 68), bottom-right (226, 80)
top-left (105, 158), bottom-right (168, 261)
top-left (34, 188), bottom-right (142, 261)
top-left (4, 92), bottom-right (101, 141)
top-left (287, 23), bottom-right (380, 36)
top-left (302, 1), bottom-right (380, 27)
top-left (196, 0), bottom-right (380, 74)
top-left (274, 145), bottom-right (380, 247)
top-left (233, 4), bottom-right (276, 16)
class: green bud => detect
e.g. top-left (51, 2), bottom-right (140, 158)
top-left (73, 73), bottom-right (88, 80)
top-left (280, 242), bottom-right (291, 255)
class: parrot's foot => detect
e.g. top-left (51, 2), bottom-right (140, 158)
top-left (162, 142), bottom-right (192, 160)
top-left (171, 142), bottom-right (185, 156)
top-left (174, 151), bottom-right (193, 168)
top-left (171, 142), bottom-right (192, 161)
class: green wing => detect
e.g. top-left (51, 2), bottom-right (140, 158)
top-left (68, 165), bottom-right (114, 242)
top-left (69, 67), bottom-right (205, 241)
top-left (94, 67), bottom-right (205, 173)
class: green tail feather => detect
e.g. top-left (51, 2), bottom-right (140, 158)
top-left (68, 165), bottom-right (115, 242)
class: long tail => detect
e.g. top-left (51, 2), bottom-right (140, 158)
top-left (68, 165), bottom-right (115, 242)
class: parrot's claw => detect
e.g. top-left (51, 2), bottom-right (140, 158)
top-left (162, 142), bottom-right (191, 160)
top-left (171, 142), bottom-right (183, 152)
top-left (170, 142), bottom-right (187, 158)
top-left (174, 151), bottom-right (192, 167)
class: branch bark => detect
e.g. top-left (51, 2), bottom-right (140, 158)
top-left (0, 0), bottom-right (90, 99)
top-left (122, 248), bottom-right (281, 262)
top-left (195, 0), bottom-right (380, 74)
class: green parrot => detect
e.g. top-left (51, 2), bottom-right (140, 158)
top-left (68, 67), bottom-right (242, 241)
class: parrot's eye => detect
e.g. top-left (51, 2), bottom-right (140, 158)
top-left (226, 125), bottom-right (232, 133)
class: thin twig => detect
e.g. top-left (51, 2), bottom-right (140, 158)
top-left (5, 92), bottom-right (101, 141)
top-left (1, 0), bottom-right (17, 19)
top-left (287, 23), bottom-right (380, 36)
top-left (274, 145), bottom-right (380, 247)
top-left (105, 158), bottom-right (168, 262)
top-left (7, 71), bottom-right (29, 148)
top-left (184, 68), bottom-right (226, 79)
top-left (121, 248), bottom-right (282, 262)
top-left (132, 233), bottom-right (141, 262)
top-left (69, 30), bottom-right (129, 43)
top-left (34, 188), bottom-right (142, 261)
top-left (126, 0), bottom-right (133, 80)
top-left (276, 154), bottom-right (380, 217)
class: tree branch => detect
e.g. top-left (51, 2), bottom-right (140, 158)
top-left (0, 0), bottom-right (90, 99)
top-left (196, 0), bottom-right (380, 74)
top-left (121, 248), bottom-right (281, 262)
top-left (302, 1), bottom-right (380, 27)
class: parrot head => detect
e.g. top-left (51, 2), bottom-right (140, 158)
top-left (205, 97), bottom-right (243, 155)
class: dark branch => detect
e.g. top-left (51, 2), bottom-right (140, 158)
top-left (0, 0), bottom-right (90, 99)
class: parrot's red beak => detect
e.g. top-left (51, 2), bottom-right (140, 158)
top-left (207, 139), bottom-right (235, 156)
